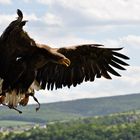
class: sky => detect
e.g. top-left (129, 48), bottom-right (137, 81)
top-left (0, 0), bottom-right (139, 103)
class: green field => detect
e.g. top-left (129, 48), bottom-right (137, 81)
top-left (0, 120), bottom-right (33, 127)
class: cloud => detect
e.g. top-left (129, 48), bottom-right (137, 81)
top-left (0, 0), bottom-right (11, 5)
top-left (43, 13), bottom-right (63, 27)
top-left (0, 14), bottom-right (15, 35)
top-left (121, 66), bottom-right (140, 85)
top-left (36, 0), bottom-right (53, 5)
top-left (23, 0), bottom-right (32, 3)
top-left (0, 14), bottom-right (15, 25)
top-left (122, 35), bottom-right (140, 49)
top-left (37, 0), bottom-right (140, 26)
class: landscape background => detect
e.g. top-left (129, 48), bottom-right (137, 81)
top-left (0, 93), bottom-right (140, 139)
top-left (0, 0), bottom-right (140, 139)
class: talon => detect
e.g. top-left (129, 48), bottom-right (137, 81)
top-left (36, 107), bottom-right (40, 112)
top-left (11, 106), bottom-right (22, 114)
top-left (17, 109), bottom-right (22, 114)
top-left (33, 96), bottom-right (40, 111)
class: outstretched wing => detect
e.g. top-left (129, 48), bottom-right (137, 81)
top-left (36, 44), bottom-right (129, 90)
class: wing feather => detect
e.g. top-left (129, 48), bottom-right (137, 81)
top-left (36, 44), bottom-right (129, 90)
top-left (112, 51), bottom-right (130, 60)
top-left (112, 56), bottom-right (129, 66)
top-left (109, 61), bottom-right (126, 70)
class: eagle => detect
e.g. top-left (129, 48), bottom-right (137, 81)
top-left (0, 9), bottom-right (129, 113)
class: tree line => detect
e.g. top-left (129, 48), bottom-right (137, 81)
top-left (1, 111), bottom-right (140, 140)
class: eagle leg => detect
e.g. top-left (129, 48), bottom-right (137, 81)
top-left (2, 103), bottom-right (22, 114)
top-left (33, 95), bottom-right (40, 112)
top-left (29, 93), bottom-right (40, 111)
top-left (0, 91), bottom-right (22, 113)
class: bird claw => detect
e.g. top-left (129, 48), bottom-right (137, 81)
top-left (33, 96), bottom-right (40, 112)
top-left (36, 107), bottom-right (40, 112)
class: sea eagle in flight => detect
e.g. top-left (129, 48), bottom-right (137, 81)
top-left (0, 9), bottom-right (129, 113)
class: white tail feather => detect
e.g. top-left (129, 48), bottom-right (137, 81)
top-left (1, 80), bottom-right (38, 107)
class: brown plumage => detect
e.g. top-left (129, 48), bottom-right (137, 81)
top-left (0, 9), bottom-right (129, 113)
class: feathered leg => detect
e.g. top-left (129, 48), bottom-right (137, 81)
top-left (1, 92), bottom-right (22, 113)
top-left (0, 95), bottom-right (5, 104)
top-left (19, 94), bottom-right (29, 106)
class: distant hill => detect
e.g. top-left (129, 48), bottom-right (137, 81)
top-left (0, 93), bottom-right (140, 123)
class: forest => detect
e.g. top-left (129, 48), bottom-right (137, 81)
top-left (1, 111), bottom-right (140, 140)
